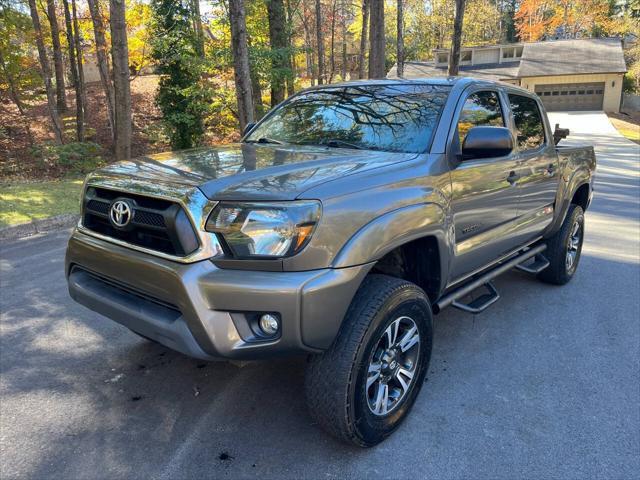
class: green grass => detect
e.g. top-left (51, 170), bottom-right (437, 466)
top-left (0, 179), bottom-right (83, 228)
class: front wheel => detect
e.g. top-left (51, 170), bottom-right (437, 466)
top-left (305, 274), bottom-right (433, 447)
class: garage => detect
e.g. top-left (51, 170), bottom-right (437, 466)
top-left (535, 82), bottom-right (605, 111)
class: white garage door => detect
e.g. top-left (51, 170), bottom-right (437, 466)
top-left (535, 82), bottom-right (605, 111)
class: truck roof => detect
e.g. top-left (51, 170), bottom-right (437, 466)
top-left (304, 76), bottom-right (533, 96)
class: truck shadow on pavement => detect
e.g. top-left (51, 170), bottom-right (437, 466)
top-left (2, 251), bottom-right (638, 479)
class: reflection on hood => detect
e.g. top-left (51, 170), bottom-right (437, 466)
top-left (96, 143), bottom-right (417, 201)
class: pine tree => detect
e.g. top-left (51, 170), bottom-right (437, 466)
top-left (151, 0), bottom-right (208, 149)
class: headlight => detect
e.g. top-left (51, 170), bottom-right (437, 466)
top-left (205, 201), bottom-right (321, 258)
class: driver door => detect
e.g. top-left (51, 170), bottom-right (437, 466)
top-left (448, 90), bottom-right (521, 282)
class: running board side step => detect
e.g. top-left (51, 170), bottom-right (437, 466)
top-left (451, 281), bottom-right (500, 314)
top-left (514, 253), bottom-right (550, 274)
top-left (435, 244), bottom-right (547, 314)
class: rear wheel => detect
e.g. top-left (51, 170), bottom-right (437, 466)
top-left (305, 274), bottom-right (433, 447)
top-left (538, 204), bottom-right (585, 285)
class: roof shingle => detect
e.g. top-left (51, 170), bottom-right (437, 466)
top-left (517, 38), bottom-right (627, 77)
top-left (388, 38), bottom-right (627, 81)
top-left (389, 61), bottom-right (519, 83)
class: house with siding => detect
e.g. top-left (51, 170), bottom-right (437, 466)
top-left (388, 38), bottom-right (627, 112)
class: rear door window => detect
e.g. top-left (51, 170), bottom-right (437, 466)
top-left (457, 91), bottom-right (505, 146)
top-left (508, 94), bottom-right (545, 151)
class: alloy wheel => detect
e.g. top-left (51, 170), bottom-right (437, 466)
top-left (366, 316), bottom-right (420, 416)
top-left (566, 219), bottom-right (582, 272)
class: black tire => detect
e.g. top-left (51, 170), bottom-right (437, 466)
top-left (305, 274), bottom-right (433, 447)
top-left (538, 204), bottom-right (585, 285)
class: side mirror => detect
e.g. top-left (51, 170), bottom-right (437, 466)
top-left (461, 126), bottom-right (514, 160)
top-left (553, 123), bottom-right (569, 145)
top-left (242, 122), bottom-right (256, 137)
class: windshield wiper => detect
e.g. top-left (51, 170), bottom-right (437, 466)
top-left (245, 137), bottom-right (284, 145)
top-left (318, 139), bottom-right (364, 150)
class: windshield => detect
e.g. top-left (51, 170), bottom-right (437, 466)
top-left (245, 84), bottom-right (451, 154)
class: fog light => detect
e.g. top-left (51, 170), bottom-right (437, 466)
top-left (259, 314), bottom-right (279, 336)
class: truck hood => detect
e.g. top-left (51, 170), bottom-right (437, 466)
top-left (94, 144), bottom-right (417, 201)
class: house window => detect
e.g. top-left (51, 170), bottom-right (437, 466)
top-left (461, 51), bottom-right (472, 63)
top-left (437, 53), bottom-right (448, 64)
top-left (514, 46), bottom-right (524, 58)
top-left (502, 48), bottom-right (514, 59)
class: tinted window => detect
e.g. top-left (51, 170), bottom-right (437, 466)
top-left (509, 94), bottom-right (545, 151)
top-left (457, 91), bottom-right (504, 145)
top-left (245, 85), bottom-right (450, 154)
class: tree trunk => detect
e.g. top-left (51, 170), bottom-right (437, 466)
top-left (368, 0), bottom-right (385, 79)
top-left (72, 0), bottom-right (86, 141)
top-left (267, 0), bottom-right (287, 107)
top-left (328, 0), bottom-right (336, 83)
top-left (62, 0), bottom-right (83, 141)
top-left (87, 0), bottom-right (115, 141)
top-left (302, 1), bottom-right (315, 85)
top-left (191, 0), bottom-right (205, 57)
top-left (247, 36), bottom-right (264, 119)
top-left (358, 0), bottom-right (368, 79)
top-left (228, 0), bottom-right (255, 132)
top-left (285, 0), bottom-right (295, 96)
top-left (110, 0), bottom-right (132, 159)
top-left (396, 0), bottom-right (404, 77)
top-left (448, 0), bottom-right (465, 76)
top-left (315, 0), bottom-right (324, 85)
top-left (250, 64), bottom-right (263, 119)
top-left (45, 0), bottom-right (67, 112)
top-left (340, 0), bottom-right (347, 80)
top-left (27, 0), bottom-right (63, 144)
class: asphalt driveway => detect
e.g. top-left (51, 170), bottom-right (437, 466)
top-left (1, 112), bottom-right (638, 479)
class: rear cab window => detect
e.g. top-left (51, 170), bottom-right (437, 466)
top-left (457, 91), bottom-right (505, 147)
top-left (508, 94), bottom-right (546, 152)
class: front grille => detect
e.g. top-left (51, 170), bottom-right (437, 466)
top-left (82, 187), bottom-right (199, 257)
top-left (87, 199), bottom-right (110, 215)
top-left (133, 210), bottom-right (166, 228)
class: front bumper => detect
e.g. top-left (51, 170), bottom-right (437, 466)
top-left (66, 230), bottom-right (371, 360)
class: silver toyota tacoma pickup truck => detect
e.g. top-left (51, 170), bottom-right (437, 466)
top-left (66, 77), bottom-right (596, 446)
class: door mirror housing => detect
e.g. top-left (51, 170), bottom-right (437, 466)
top-left (242, 122), bottom-right (257, 137)
top-left (461, 126), bottom-right (514, 160)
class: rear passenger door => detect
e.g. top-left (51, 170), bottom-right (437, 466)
top-left (509, 94), bottom-right (558, 239)
top-left (448, 90), bottom-right (521, 281)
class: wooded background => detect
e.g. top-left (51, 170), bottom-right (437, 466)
top-left (1, 0), bottom-right (638, 181)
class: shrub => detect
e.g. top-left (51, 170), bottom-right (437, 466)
top-left (35, 142), bottom-right (105, 176)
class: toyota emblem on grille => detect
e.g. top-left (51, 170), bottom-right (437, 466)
top-left (110, 200), bottom-right (132, 228)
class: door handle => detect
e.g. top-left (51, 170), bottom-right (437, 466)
top-left (506, 171), bottom-right (520, 185)
top-left (544, 164), bottom-right (556, 177)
